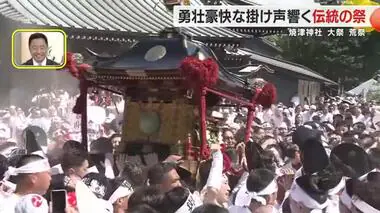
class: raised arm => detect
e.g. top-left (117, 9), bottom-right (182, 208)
top-left (203, 144), bottom-right (224, 204)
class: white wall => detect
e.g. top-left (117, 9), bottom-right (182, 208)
top-left (16, 31), bottom-right (64, 65)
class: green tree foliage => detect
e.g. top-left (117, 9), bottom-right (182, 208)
top-left (269, 31), bottom-right (380, 89)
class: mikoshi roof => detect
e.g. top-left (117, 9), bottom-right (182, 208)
top-left (86, 33), bottom-right (255, 99)
top-left (229, 48), bottom-right (337, 85)
top-left (0, 0), bottom-right (249, 39)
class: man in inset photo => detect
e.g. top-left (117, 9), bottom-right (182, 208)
top-left (22, 33), bottom-right (59, 66)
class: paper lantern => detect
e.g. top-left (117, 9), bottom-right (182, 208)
top-left (370, 8), bottom-right (380, 32)
top-left (343, 0), bottom-right (380, 32)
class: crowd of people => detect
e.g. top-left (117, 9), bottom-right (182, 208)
top-left (0, 88), bottom-right (379, 213)
top-left (0, 89), bottom-right (124, 149)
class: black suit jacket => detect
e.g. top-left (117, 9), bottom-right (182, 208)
top-left (22, 58), bottom-right (60, 66)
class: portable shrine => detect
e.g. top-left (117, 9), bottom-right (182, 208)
top-left (65, 29), bottom-right (277, 167)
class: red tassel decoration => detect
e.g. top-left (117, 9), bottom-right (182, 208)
top-left (180, 56), bottom-right (219, 88)
top-left (222, 152), bottom-right (232, 173)
top-left (202, 58), bottom-right (219, 86)
top-left (65, 52), bottom-right (79, 78)
top-left (64, 52), bottom-right (91, 79)
top-left (64, 52), bottom-right (91, 114)
top-left (220, 143), bottom-right (226, 153)
top-left (255, 83), bottom-right (277, 109)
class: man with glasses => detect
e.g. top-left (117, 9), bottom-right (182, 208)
top-left (223, 130), bottom-right (236, 148)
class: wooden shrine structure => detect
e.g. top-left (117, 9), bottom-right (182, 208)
top-left (65, 29), bottom-right (277, 162)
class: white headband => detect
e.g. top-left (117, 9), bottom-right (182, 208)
top-left (359, 169), bottom-right (379, 181)
top-left (249, 179), bottom-right (278, 205)
top-left (175, 193), bottom-right (201, 213)
top-left (0, 146), bottom-right (18, 158)
top-left (108, 180), bottom-right (134, 204)
top-left (340, 170), bottom-right (380, 209)
top-left (352, 195), bottom-right (380, 213)
top-left (304, 125), bottom-right (313, 130)
top-left (290, 180), bottom-right (329, 211)
top-left (4, 159), bottom-right (50, 179)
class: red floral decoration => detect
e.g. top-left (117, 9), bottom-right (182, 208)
top-left (180, 56), bottom-right (219, 88)
top-left (65, 52), bottom-right (79, 78)
top-left (202, 58), bottom-right (219, 86)
top-left (255, 83), bottom-right (277, 109)
top-left (64, 52), bottom-right (91, 114)
top-left (64, 52), bottom-right (91, 79)
top-left (67, 192), bottom-right (77, 207)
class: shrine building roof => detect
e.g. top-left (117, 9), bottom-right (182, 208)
top-left (0, 0), bottom-right (250, 40)
top-left (231, 48), bottom-right (337, 85)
